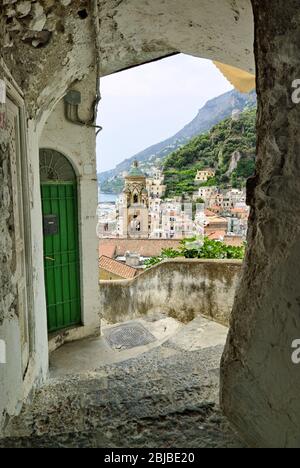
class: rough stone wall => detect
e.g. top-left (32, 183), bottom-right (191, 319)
top-left (1, 0), bottom-right (254, 120)
top-left (2, 0), bottom-right (95, 118)
top-left (0, 67), bottom-right (16, 327)
top-left (100, 259), bottom-right (242, 326)
top-left (221, 0), bottom-right (300, 448)
top-left (0, 63), bottom-right (24, 437)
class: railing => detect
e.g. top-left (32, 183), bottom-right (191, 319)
top-left (100, 259), bottom-right (243, 326)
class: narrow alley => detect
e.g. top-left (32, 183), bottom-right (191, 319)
top-left (1, 317), bottom-right (242, 448)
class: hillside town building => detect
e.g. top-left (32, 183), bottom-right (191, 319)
top-left (195, 168), bottom-right (216, 183)
top-left (195, 186), bottom-right (218, 202)
top-left (146, 170), bottom-right (166, 198)
top-left (98, 164), bottom-right (249, 246)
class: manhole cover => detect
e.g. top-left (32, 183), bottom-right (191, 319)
top-left (104, 322), bottom-right (156, 350)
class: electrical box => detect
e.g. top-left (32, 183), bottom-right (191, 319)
top-left (64, 90), bottom-right (81, 106)
top-left (43, 215), bottom-right (59, 236)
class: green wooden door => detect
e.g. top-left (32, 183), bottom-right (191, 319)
top-left (40, 150), bottom-right (81, 333)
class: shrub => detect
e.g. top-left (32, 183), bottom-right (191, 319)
top-left (144, 237), bottom-right (245, 268)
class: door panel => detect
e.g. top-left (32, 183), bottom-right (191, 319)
top-left (41, 183), bottom-right (81, 333)
top-left (7, 97), bottom-right (29, 375)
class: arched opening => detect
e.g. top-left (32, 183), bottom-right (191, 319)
top-left (91, 53), bottom-right (255, 446)
top-left (39, 149), bottom-right (82, 333)
top-left (97, 54), bottom-right (254, 276)
top-left (7, 1), bottom-right (296, 450)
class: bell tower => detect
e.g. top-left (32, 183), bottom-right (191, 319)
top-left (122, 161), bottom-right (149, 238)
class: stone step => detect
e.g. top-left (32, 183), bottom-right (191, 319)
top-left (1, 344), bottom-right (243, 447)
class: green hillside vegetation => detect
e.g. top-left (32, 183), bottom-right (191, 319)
top-left (163, 108), bottom-right (256, 197)
top-left (100, 176), bottom-right (124, 194)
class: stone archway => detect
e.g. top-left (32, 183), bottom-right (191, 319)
top-left (1, 0), bottom-right (256, 441)
top-left (1, 0), bottom-right (255, 119)
top-left (4, 0), bottom-right (300, 448)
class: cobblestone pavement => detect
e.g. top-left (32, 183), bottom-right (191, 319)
top-left (0, 319), bottom-right (244, 448)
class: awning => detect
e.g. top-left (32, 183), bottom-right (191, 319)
top-left (213, 61), bottom-right (256, 93)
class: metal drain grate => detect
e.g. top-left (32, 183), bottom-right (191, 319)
top-left (104, 322), bottom-right (156, 350)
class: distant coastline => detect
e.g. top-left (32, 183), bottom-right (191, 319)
top-left (99, 192), bottom-right (119, 203)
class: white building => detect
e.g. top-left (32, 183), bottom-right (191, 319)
top-left (227, 216), bottom-right (248, 237)
top-left (195, 186), bottom-right (217, 204)
top-left (97, 204), bottom-right (118, 238)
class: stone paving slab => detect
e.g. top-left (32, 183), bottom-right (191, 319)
top-left (0, 318), bottom-right (243, 448)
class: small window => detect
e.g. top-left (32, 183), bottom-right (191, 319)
top-left (40, 149), bottom-right (76, 182)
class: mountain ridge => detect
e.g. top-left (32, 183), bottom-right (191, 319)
top-left (163, 107), bottom-right (257, 197)
top-left (99, 89), bottom-right (256, 193)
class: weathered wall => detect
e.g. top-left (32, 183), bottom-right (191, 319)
top-left (221, 0), bottom-right (300, 448)
top-left (0, 63), bottom-right (22, 435)
top-left (1, 0), bottom-right (254, 118)
top-left (40, 70), bottom-right (100, 341)
top-left (2, 0), bottom-right (96, 120)
top-left (100, 259), bottom-right (242, 326)
top-left (0, 63), bottom-right (49, 437)
top-left (0, 0), bottom-right (254, 448)
top-left (0, 69), bottom-right (15, 339)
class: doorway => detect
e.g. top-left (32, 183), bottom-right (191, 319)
top-left (40, 149), bottom-right (81, 333)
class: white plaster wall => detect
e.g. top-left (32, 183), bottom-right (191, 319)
top-left (39, 71), bottom-right (100, 340)
top-left (0, 319), bottom-right (23, 433)
top-left (107, 0), bottom-right (255, 74)
top-left (3, 0), bottom-right (255, 118)
top-left (1, 77), bottom-right (100, 435)
top-left (26, 120), bottom-right (49, 382)
top-left (0, 103), bottom-right (48, 436)
top-left (100, 259), bottom-right (242, 326)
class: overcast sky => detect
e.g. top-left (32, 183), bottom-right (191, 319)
top-left (96, 54), bottom-right (233, 173)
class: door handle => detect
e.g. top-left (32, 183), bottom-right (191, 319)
top-left (45, 256), bottom-right (55, 262)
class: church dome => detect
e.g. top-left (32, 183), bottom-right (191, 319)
top-left (128, 160), bottom-right (144, 177)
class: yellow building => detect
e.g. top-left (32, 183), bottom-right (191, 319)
top-left (195, 168), bottom-right (216, 184)
top-left (146, 170), bottom-right (166, 198)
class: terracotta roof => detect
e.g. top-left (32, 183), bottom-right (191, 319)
top-left (99, 243), bottom-right (116, 258)
top-left (207, 230), bottom-right (226, 240)
top-left (210, 205), bottom-right (222, 213)
top-left (99, 256), bottom-right (137, 279)
top-left (206, 216), bottom-right (228, 225)
top-left (99, 239), bottom-right (181, 258)
top-left (204, 209), bottom-right (216, 217)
